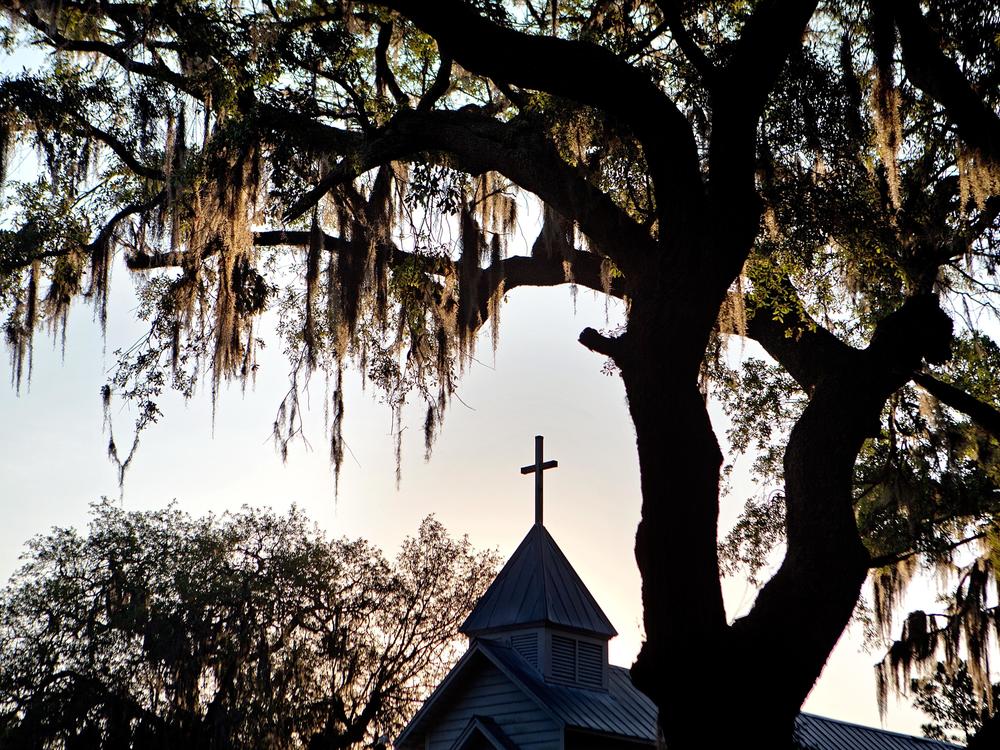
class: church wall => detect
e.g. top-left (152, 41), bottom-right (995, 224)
top-left (564, 729), bottom-right (655, 750)
top-left (425, 660), bottom-right (562, 750)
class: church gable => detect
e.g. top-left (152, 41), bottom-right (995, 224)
top-left (398, 648), bottom-right (563, 750)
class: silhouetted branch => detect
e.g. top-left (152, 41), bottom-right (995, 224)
top-left (893, 0), bottom-right (1000, 162)
top-left (655, 1), bottom-right (717, 85)
top-left (16, 8), bottom-right (202, 98)
top-left (376, 22), bottom-right (410, 105)
top-left (417, 53), bottom-right (453, 112)
top-left (868, 532), bottom-right (987, 570)
top-left (915, 372), bottom-right (1000, 441)
top-left (578, 326), bottom-right (621, 358)
top-left (280, 109), bottom-right (655, 270)
top-left (373, 0), bottom-right (704, 219)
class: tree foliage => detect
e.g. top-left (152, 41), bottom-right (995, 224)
top-left (911, 662), bottom-right (999, 744)
top-left (3, 0), bottom-right (1000, 745)
top-left (0, 503), bottom-right (498, 750)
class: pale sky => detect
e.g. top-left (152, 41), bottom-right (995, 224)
top-left (0, 235), bottom-right (934, 737)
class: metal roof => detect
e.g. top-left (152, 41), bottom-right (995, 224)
top-left (459, 524), bottom-right (617, 638)
top-left (482, 645), bottom-right (967, 750)
top-left (794, 713), bottom-right (963, 750)
top-left (478, 640), bottom-right (655, 742)
top-left (398, 639), bottom-right (966, 750)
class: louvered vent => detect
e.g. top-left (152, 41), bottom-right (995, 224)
top-left (551, 634), bottom-right (576, 682)
top-left (577, 641), bottom-right (603, 688)
top-left (510, 632), bottom-right (539, 669)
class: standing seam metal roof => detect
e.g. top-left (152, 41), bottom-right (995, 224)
top-left (459, 524), bottom-right (617, 638)
top-left (477, 639), bottom-right (656, 741)
top-left (480, 643), bottom-right (967, 750)
top-left (793, 713), bottom-right (963, 750)
top-left (398, 630), bottom-right (966, 750)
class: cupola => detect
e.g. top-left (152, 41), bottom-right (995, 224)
top-left (460, 436), bottom-right (616, 691)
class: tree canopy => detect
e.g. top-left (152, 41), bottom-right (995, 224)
top-left (0, 503), bottom-right (498, 749)
top-left (3, 0), bottom-right (1000, 746)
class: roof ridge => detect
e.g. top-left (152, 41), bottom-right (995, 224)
top-left (535, 524), bottom-right (549, 623)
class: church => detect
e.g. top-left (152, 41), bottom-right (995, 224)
top-left (396, 439), bottom-right (962, 750)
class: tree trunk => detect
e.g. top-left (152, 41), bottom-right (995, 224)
top-left (725, 368), bottom-right (875, 747)
top-left (617, 292), bottom-right (948, 748)
top-left (617, 288), bottom-right (733, 749)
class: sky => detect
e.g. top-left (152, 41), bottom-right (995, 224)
top-left (0, 224), bottom-right (937, 738)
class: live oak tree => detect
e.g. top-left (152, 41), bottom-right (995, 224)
top-left (0, 503), bottom-right (498, 750)
top-left (3, 0), bottom-right (1000, 746)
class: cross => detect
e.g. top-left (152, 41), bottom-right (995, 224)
top-left (520, 435), bottom-right (558, 525)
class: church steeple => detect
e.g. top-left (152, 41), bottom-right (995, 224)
top-left (459, 437), bottom-right (615, 690)
top-left (458, 523), bottom-right (617, 639)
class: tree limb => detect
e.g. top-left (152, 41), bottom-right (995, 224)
top-left (255, 102), bottom-right (366, 152)
top-left (15, 7), bottom-right (203, 99)
top-left (3, 77), bottom-right (165, 181)
top-left (376, 22), bottom-right (410, 106)
top-left (416, 53), bottom-right (453, 113)
top-left (729, 294), bottom-right (954, 710)
top-left (744, 302), bottom-right (856, 392)
top-left (371, 0), bottom-right (704, 220)
top-left (892, 0), bottom-right (1000, 163)
top-left (708, 0), bottom-right (820, 270)
top-left (280, 108), bottom-right (655, 273)
top-left (718, 0), bottom-right (820, 124)
top-left (867, 532), bottom-right (987, 570)
top-left (90, 192), bottom-right (166, 252)
top-left (914, 372), bottom-right (1000, 441)
top-left (253, 229), bottom-right (622, 299)
top-left (654, 1), bottom-right (717, 85)
top-left (578, 326), bottom-right (621, 358)
top-left (968, 710), bottom-right (1000, 750)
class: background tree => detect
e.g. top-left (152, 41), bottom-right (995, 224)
top-left (0, 503), bottom-right (498, 750)
top-left (3, 0), bottom-right (1000, 746)
top-left (907, 662), bottom-right (1000, 744)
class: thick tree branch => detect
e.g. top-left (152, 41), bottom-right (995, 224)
top-left (744, 303), bottom-right (855, 392)
top-left (914, 372), bottom-right (1000, 441)
top-left (728, 295), bottom-right (954, 714)
top-left (254, 229), bottom-right (621, 297)
top-left (719, 0), bottom-right (819, 125)
top-left (743, 289), bottom-right (951, 393)
top-left (255, 102), bottom-right (365, 152)
top-left (578, 326), bottom-right (621, 358)
top-left (376, 22), bottom-right (410, 106)
top-left (371, 0), bottom-right (704, 220)
top-left (416, 54), bottom-right (453, 113)
top-left (654, 1), bottom-right (717, 85)
top-left (708, 0), bottom-right (819, 275)
top-left (281, 108), bottom-right (655, 273)
top-left (893, 0), bottom-right (1000, 163)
